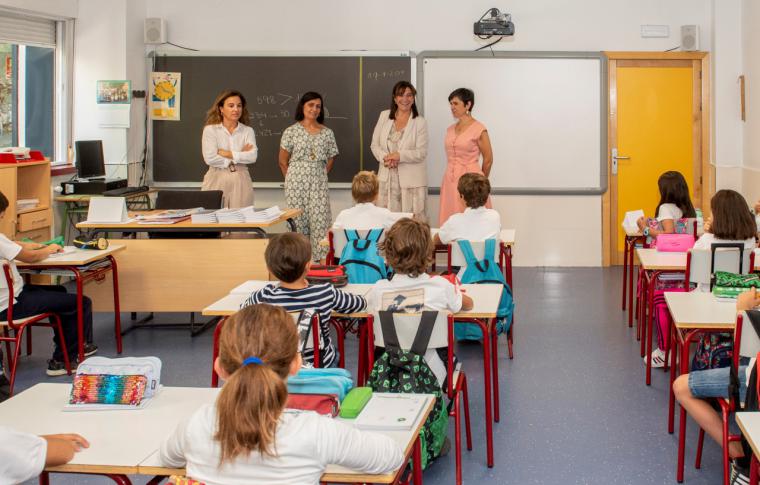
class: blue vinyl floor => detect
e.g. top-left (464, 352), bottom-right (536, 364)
top-left (14, 267), bottom-right (724, 484)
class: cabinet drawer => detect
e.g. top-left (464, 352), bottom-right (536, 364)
top-left (17, 209), bottom-right (52, 232)
top-left (15, 227), bottom-right (52, 243)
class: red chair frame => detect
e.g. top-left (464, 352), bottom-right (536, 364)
top-left (1, 263), bottom-right (71, 395)
top-left (366, 313), bottom-right (473, 485)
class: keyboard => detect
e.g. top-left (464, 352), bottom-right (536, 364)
top-left (102, 186), bottom-right (150, 197)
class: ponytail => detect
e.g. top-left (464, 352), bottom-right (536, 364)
top-left (214, 304), bottom-right (299, 464)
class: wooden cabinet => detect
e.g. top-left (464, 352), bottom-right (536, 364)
top-left (0, 160), bottom-right (52, 241)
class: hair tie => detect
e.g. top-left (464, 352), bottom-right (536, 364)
top-left (242, 356), bottom-right (263, 367)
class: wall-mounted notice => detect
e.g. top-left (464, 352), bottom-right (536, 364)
top-left (151, 72), bottom-right (181, 121)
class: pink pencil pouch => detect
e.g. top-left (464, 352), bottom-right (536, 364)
top-left (654, 233), bottom-right (695, 252)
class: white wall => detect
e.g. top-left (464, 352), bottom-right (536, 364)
top-left (741, 0), bottom-right (760, 205)
top-left (0, 0), bottom-right (77, 18)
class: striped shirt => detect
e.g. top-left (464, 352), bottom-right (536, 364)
top-left (241, 283), bottom-right (366, 367)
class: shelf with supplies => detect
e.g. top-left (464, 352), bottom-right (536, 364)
top-left (0, 159), bottom-right (53, 243)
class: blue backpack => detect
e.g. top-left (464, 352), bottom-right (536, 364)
top-left (287, 368), bottom-right (354, 401)
top-left (454, 239), bottom-right (514, 341)
top-left (339, 229), bottom-right (388, 284)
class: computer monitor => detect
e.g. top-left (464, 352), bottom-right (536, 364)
top-left (75, 140), bottom-right (106, 179)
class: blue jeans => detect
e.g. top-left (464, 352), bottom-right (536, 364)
top-left (688, 364), bottom-right (747, 403)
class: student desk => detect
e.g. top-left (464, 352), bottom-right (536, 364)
top-left (204, 281), bottom-right (505, 468)
top-left (664, 291), bottom-right (737, 483)
top-left (16, 245), bottom-right (126, 361)
top-left (1, 383), bottom-right (433, 485)
top-left (76, 208), bottom-right (302, 238)
top-left (735, 412), bottom-right (760, 484)
top-left (55, 189), bottom-right (155, 241)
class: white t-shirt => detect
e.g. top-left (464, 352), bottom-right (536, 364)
top-left (656, 203), bottom-right (684, 222)
top-left (692, 233), bottom-right (756, 251)
top-left (160, 404), bottom-right (404, 485)
top-left (0, 233), bottom-right (23, 313)
top-left (332, 203), bottom-right (404, 231)
top-left (0, 426), bottom-right (46, 483)
top-left (366, 273), bottom-right (464, 384)
top-left (437, 206), bottom-right (501, 244)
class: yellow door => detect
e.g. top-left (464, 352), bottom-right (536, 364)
top-left (612, 61), bottom-right (700, 260)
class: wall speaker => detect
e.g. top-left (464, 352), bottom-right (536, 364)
top-left (680, 25), bottom-right (699, 51)
top-left (144, 18), bottom-right (166, 45)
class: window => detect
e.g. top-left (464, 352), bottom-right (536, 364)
top-left (0, 11), bottom-right (69, 162)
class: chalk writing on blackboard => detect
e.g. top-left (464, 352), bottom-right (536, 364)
top-left (366, 70), bottom-right (406, 81)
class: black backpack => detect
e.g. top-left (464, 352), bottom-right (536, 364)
top-left (367, 311), bottom-right (449, 470)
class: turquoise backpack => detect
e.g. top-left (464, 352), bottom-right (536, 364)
top-left (339, 229), bottom-right (388, 284)
top-left (454, 239), bottom-right (514, 341)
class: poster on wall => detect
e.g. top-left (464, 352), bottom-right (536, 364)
top-left (150, 72), bottom-right (181, 121)
top-left (96, 80), bottom-right (131, 128)
top-left (96, 80), bottom-right (131, 104)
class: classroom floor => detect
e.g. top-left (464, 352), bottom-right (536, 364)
top-left (14, 267), bottom-right (724, 485)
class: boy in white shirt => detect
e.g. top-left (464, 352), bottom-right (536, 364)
top-left (333, 171), bottom-right (404, 230)
top-left (0, 190), bottom-right (97, 379)
top-left (0, 427), bottom-right (88, 483)
top-left (434, 172), bottom-right (500, 246)
top-left (367, 218), bottom-right (473, 386)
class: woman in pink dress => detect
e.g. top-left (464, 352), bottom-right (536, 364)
top-left (439, 88), bottom-right (494, 225)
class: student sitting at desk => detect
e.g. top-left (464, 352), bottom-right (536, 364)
top-left (0, 191), bottom-right (97, 378)
top-left (241, 232), bottom-right (365, 368)
top-left (433, 172), bottom-right (500, 246)
top-left (0, 426), bottom-right (89, 482)
top-left (160, 304), bottom-right (403, 485)
top-left (367, 218), bottom-right (473, 388)
top-left (332, 171), bottom-right (403, 230)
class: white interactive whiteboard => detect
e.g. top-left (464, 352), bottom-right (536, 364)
top-left (418, 52), bottom-right (607, 194)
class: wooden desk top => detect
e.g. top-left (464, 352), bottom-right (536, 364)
top-left (0, 384), bottom-right (220, 475)
top-left (736, 412), bottom-right (760, 461)
top-left (664, 291), bottom-right (737, 330)
top-left (635, 248), bottom-right (687, 271)
top-left (16, 245), bottom-right (125, 267)
top-left (54, 189), bottom-right (156, 203)
top-left (76, 208), bottom-right (302, 230)
top-left (138, 394), bottom-right (435, 484)
top-left (203, 281), bottom-right (503, 319)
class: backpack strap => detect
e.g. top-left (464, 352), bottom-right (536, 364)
top-left (456, 240), bottom-right (479, 266)
top-left (366, 228), bottom-right (384, 243)
top-left (484, 239), bottom-right (497, 260)
top-left (344, 229), bottom-right (360, 241)
top-left (378, 310), bottom-right (401, 350)
top-left (410, 311), bottom-right (438, 356)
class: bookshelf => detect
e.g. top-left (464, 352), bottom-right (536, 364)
top-left (0, 160), bottom-right (52, 243)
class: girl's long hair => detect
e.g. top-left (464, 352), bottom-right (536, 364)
top-left (214, 304), bottom-right (298, 464)
top-left (204, 90), bottom-right (251, 126)
top-left (656, 171), bottom-right (696, 218)
top-left (709, 189), bottom-right (757, 240)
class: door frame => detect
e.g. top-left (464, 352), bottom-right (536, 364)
top-left (602, 51), bottom-right (712, 266)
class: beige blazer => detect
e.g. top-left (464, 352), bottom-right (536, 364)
top-left (370, 109), bottom-right (428, 189)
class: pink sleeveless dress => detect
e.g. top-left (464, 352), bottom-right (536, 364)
top-left (439, 120), bottom-right (492, 225)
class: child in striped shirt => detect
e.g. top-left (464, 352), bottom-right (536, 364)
top-left (241, 232), bottom-right (365, 367)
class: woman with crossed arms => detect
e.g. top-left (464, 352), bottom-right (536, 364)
top-left (370, 81), bottom-right (429, 220)
top-left (201, 89), bottom-right (257, 208)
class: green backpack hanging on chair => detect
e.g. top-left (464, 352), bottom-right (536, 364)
top-left (367, 311), bottom-right (449, 469)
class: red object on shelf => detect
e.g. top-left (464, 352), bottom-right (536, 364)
top-left (0, 151), bottom-right (46, 163)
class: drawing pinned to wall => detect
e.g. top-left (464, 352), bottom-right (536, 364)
top-left (97, 80), bottom-right (131, 104)
top-left (151, 72), bottom-right (181, 121)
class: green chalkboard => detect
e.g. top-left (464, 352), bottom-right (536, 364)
top-left (151, 55), bottom-right (411, 184)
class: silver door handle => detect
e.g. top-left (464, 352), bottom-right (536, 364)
top-left (611, 148), bottom-right (630, 175)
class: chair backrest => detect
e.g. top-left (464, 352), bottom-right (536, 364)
top-left (155, 190), bottom-right (223, 210)
top-left (370, 309), bottom-right (451, 351)
top-left (737, 311), bottom-right (760, 361)
top-left (449, 239), bottom-right (501, 268)
top-left (289, 310), bottom-right (321, 368)
top-left (686, 244), bottom-right (754, 286)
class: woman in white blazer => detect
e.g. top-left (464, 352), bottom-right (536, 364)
top-left (370, 81), bottom-right (428, 220)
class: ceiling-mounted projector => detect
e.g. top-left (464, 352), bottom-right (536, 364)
top-left (474, 8), bottom-right (514, 36)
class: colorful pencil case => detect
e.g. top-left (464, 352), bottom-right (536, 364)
top-left (339, 387), bottom-right (373, 418)
top-left (69, 374), bottom-right (148, 406)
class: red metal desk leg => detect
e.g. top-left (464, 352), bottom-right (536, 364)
top-left (622, 236), bottom-right (629, 311)
top-left (72, 268), bottom-right (85, 362)
top-left (108, 256), bottom-right (123, 354)
top-left (628, 241), bottom-right (636, 327)
top-left (491, 319), bottom-right (500, 423)
top-left (751, 454), bottom-right (759, 485)
top-left (412, 436), bottom-right (423, 485)
top-left (677, 330), bottom-right (700, 483)
top-left (668, 320), bottom-right (678, 434)
top-left (478, 319), bottom-right (494, 467)
top-left (645, 271), bottom-right (662, 385)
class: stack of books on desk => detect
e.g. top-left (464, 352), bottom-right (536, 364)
top-left (136, 208), bottom-right (203, 225)
top-left (212, 206), bottom-right (283, 224)
top-left (190, 210), bottom-right (218, 223)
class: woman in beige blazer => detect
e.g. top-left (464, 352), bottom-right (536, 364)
top-left (370, 81), bottom-right (428, 220)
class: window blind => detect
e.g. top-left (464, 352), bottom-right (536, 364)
top-left (0, 11), bottom-right (55, 47)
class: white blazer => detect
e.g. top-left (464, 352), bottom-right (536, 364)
top-left (370, 109), bottom-right (428, 189)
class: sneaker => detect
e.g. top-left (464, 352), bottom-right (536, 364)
top-left (644, 348), bottom-right (667, 369)
top-left (46, 359), bottom-right (70, 377)
top-left (83, 343), bottom-right (98, 357)
top-left (731, 461), bottom-right (750, 485)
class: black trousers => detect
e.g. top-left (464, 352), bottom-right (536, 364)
top-left (0, 285), bottom-right (93, 361)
